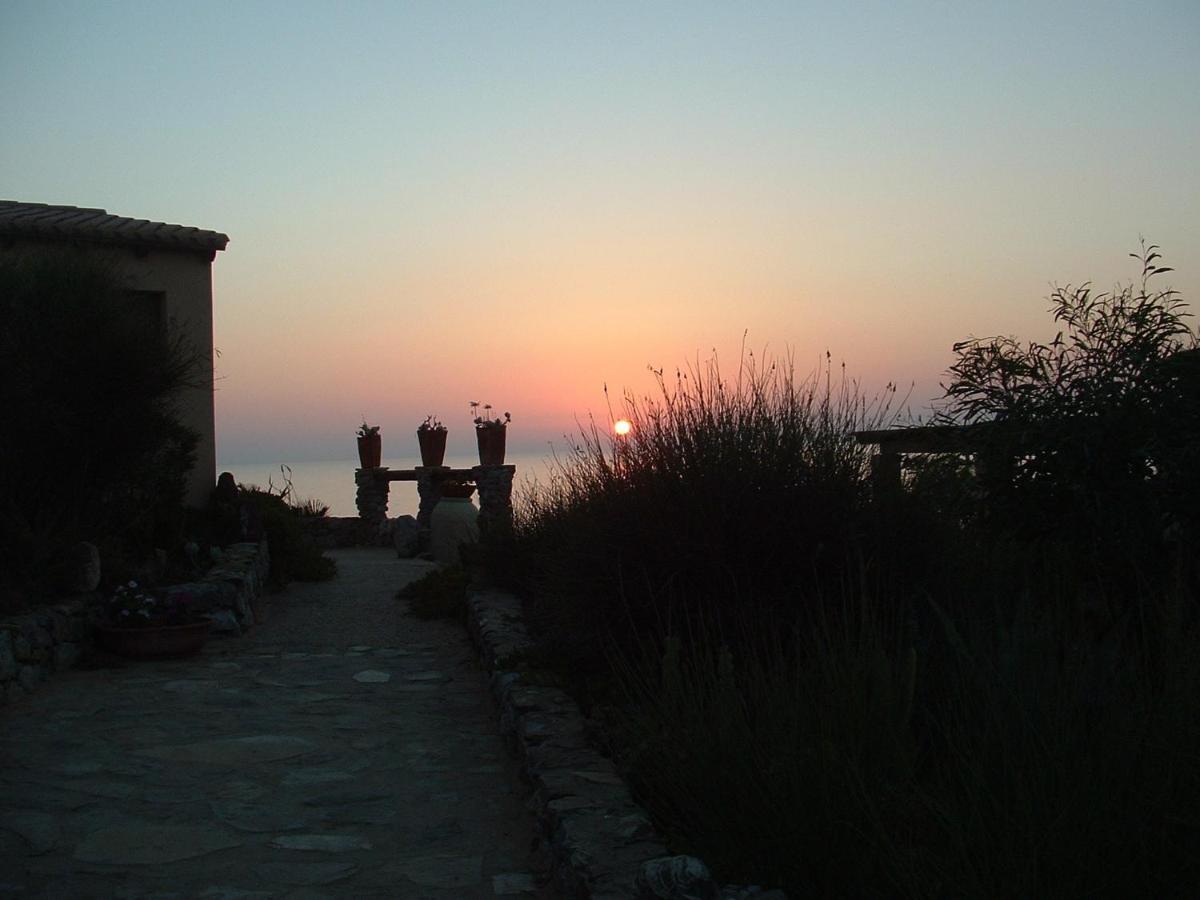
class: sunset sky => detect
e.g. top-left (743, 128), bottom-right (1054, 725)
top-left (3, 1), bottom-right (1197, 463)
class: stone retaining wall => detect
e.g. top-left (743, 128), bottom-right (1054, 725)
top-left (0, 600), bottom-right (92, 705)
top-left (0, 540), bottom-right (269, 706)
top-left (465, 588), bottom-right (667, 898)
top-left (296, 515), bottom-right (370, 550)
top-left (465, 588), bottom-right (787, 899)
top-left (163, 541), bottom-right (270, 635)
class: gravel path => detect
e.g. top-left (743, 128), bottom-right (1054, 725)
top-left (0, 548), bottom-right (549, 898)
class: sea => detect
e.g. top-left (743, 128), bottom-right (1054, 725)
top-left (216, 451), bottom-right (561, 519)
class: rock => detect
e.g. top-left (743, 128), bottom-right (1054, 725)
top-left (392, 515), bottom-right (419, 557)
top-left (636, 856), bottom-right (720, 900)
top-left (403, 670), bottom-right (450, 682)
top-left (0, 810), bottom-right (59, 855)
top-left (493, 873), bottom-right (539, 895)
top-left (352, 670), bottom-right (391, 683)
top-left (55, 541), bottom-right (101, 593)
top-left (17, 664), bottom-right (42, 693)
top-left (281, 768), bottom-right (354, 786)
top-left (0, 631), bottom-right (16, 680)
top-left (210, 800), bottom-right (324, 834)
top-left (213, 471), bottom-right (239, 505)
top-left (137, 735), bottom-right (317, 765)
top-left (205, 609), bottom-right (241, 634)
top-left (52, 642), bottom-right (80, 671)
top-left (385, 855), bottom-right (483, 889)
top-left (252, 862), bottom-right (358, 886)
top-left (269, 834), bottom-right (373, 852)
top-left (73, 823), bottom-right (242, 864)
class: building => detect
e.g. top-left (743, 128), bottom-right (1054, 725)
top-left (0, 200), bottom-right (229, 506)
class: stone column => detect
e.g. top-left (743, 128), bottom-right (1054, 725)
top-left (473, 464), bottom-right (515, 542)
top-left (355, 467), bottom-right (390, 544)
top-left (415, 466), bottom-right (448, 549)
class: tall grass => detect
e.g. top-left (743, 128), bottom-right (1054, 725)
top-left (514, 350), bottom-right (900, 679)
top-left (608, 580), bottom-right (1200, 897)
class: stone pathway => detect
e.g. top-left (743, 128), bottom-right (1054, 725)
top-left (0, 549), bottom-right (549, 898)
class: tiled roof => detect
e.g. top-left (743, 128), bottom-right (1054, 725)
top-left (0, 200), bottom-right (228, 254)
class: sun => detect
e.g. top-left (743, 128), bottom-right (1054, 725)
top-left (613, 419), bottom-right (632, 436)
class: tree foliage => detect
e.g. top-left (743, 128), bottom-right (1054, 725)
top-left (0, 249), bottom-right (202, 590)
top-left (938, 242), bottom-right (1198, 581)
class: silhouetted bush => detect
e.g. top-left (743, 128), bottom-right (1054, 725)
top-left (398, 567), bottom-right (469, 620)
top-left (509, 247), bottom-right (1200, 896)
top-left (938, 243), bottom-right (1199, 595)
top-left (236, 486), bottom-right (336, 585)
top-left (0, 250), bottom-right (201, 599)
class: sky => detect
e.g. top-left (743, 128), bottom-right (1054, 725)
top-left (3, 1), bottom-right (1197, 463)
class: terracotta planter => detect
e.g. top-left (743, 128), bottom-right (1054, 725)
top-left (94, 621), bottom-right (211, 659)
top-left (357, 433), bottom-right (382, 468)
top-left (417, 428), bottom-right (448, 467)
top-left (476, 426), bottom-right (507, 466)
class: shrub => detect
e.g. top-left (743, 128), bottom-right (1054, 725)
top-left (236, 486), bottom-right (336, 585)
top-left (397, 567), bottom-right (469, 620)
top-left (0, 250), bottom-right (201, 598)
top-left (938, 243), bottom-right (1198, 593)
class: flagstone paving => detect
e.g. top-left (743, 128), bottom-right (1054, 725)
top-left (0, 548), bottom-right (550, 898)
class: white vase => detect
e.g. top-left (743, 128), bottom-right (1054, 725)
top-left (430, 497), bottom-right (480, 565)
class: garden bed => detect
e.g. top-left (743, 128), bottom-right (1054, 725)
top-left (0, 540), bottom-right (269, 706)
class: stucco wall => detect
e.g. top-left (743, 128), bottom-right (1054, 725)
top-left (116, 248), bottom-right (217, 506)
top-left (0, 239), bottom-right (219, 506)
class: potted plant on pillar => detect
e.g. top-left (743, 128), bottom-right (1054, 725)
top-left (357, 421), bottom-right (382, 468)
top-left (470, 402), bottom-right (510, 466)
top-left (417, 415), bottom-right (448, 467)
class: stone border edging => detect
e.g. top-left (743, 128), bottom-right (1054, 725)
top-left (0, 540), bottom-right (270, 707)
top-left (465, 587), bottom-right (670, 899)
top-left (464, 587), bottom-right (790, 900)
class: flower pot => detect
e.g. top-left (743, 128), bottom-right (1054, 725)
top-left (93, 621), bottom-right (211, 659)
top-left (357, 433), bottom-right (382, 468)
top-left (476, 426), bottom-right (507, 466)
top-left (417, 429), bottom-right (448, 467)
top-left (430, 496), bottom-right (479, 564)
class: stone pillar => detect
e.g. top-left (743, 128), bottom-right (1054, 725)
top-left (355, 467), bottom-right (390, 544)
top-left (473, 464), bottom-right (515, 542)
top-left (415, 466), bottom-right (448, 549)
